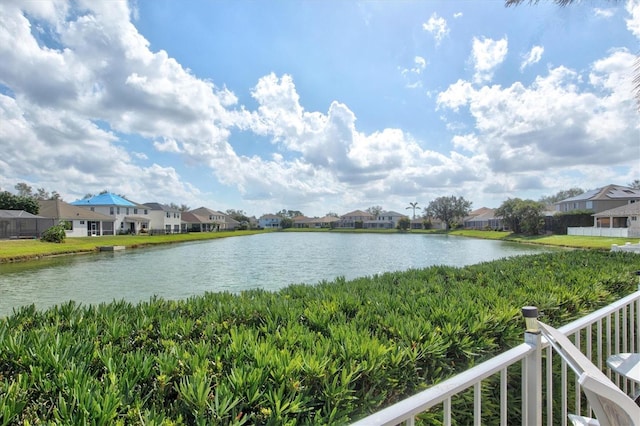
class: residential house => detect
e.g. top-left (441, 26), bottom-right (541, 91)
top-left (71, 192), bottom-right (150, 234)
top-left (188, 207), bottom-right (228, 230)
top-left (38, 199), bottom-right (115, 237)
top-left (592, 203), bottom-right (640, 237)
top-left (463, 207), bottom-right (504, 230)
top-left (181, 211), bottom-right (215, 232)
top-left (337, 210), bottom-right (374, 228)
top-left (292, 215), bottom-right (340, 228)
top-left (364, 211), bottom-right (407, 229)
top-left (144, 203), bottom-right (181, 234)
top-left (0, 210), bottom-right (54, 239)
top-left (258, 214), bottom-right (282, 229)
top-left (555, 184), bottom-right (640, 214)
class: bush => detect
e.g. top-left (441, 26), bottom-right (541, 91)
top-left (40, 224), bottom-right (66, 243)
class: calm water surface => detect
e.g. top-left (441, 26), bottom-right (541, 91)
top-left (0, 233), bottom-right (553, 316)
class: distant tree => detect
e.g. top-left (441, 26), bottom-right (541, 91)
top-left (14, 182), bottom-right (33, 198)
top-left (406, 202), bottom-right (421, 219)
top-left (538, 188), bottom-right (584, 205)
top-left (83, 193), bottom-right (94, 199)
top-left (325, 212), bottom-right (339, 218)
top-left (397, 217), bottom-right (410, 231)
top-left (366, 205), bottom-right (383, 218)
top-left (277, 209), bottom-right (303, 218)
top-left (50, 191), bottom-right (61, 200)
top-left (629, 179), bottom-right (640, 190)
top-left (426, 196), bottom-right (472, 230)
top-left (280, 217), bottom-right (293, 229)
top-left (179, 204), bottom-right (190, 212)
top-left (226, 209), bottom-right (250, 223)
top-left (495, 198), bottom-right (545, 235)
top-left (0, 191), bottom-right (39, 214)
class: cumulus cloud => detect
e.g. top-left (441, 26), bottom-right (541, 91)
top-left (626, 0), bottom-right (640, 38)
top-left (594, 8), bottom-right (616, 19)
top-left (520, 45), bottom-right (544, 72)
top-left (423, 13), bottom-right (449, 45)
top-left (471, 36), bottom-right (508, 83)
top-left (438, 50), bottom-right (639, 176)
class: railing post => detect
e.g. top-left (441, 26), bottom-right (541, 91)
top-left (522, 306), bottom-right (542, 426)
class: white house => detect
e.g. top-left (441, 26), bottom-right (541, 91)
top-left (71, 192), bottom-right (149, 234)
top-left (258, 214), bottom-right (282, 229)
top-left (364, 211), bottom-right (408, 229)
top-left (144, 202), bottom-right (181, 234)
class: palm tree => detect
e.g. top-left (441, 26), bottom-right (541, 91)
top-left (505, 0), bottom-right (640, 112)
top-left (406, 202), bottom-right (421, 219)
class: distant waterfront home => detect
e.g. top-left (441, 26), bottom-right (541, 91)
top-left (258, 214), bottom-right (282, 229)
top-left (38, 199), bottom-right (115, 237)
top-left (337, 210), bottom-right (374, 228)
top-left (364, 211), bottom-right (407, 229)
top-left (0, 210), bottom-right (54, 239)
top-left (463, 207), bottom-right (504, 230)
top-left (555, 184), bottom-right (640, 214)
top-left (144, 203), bottom-right (181, 234)
top-left (593, 203), bottom-right (640, 237)
top-left (292, 215), bottom-right (340, 228)
top-left (71, 192), bottom-right (150, 235)
top-left (188, 207), bottom-right (229, 230)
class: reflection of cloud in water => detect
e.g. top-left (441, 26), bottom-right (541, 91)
top-left (0, 233), bottom-right (554, 316)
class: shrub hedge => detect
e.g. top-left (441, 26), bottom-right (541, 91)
top-left (1, 250), bottom-right (639, 425)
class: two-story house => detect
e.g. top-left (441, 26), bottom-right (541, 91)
top-left (337, 210), bottom-right (374, 228)
top-left (258, 214), bottom-right (282, 229)
top-left (71, 192), bottom-right (149, 234)
top-left (556, 184), bottom-right (640, 214)
top-left (144, 203), bottom-right (181, 234)
top-left (364, 211), bottom-right (407, 229)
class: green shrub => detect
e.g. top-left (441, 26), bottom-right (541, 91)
top-left (40, 224), bottom-right (66, 243)
top-left (1, 251), bottom-right (639, 424)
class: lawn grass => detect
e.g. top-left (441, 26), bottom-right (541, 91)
top-left (449, 229), bottom-right (640, 250)
top-left (0, 230), bottom-right (268, 263)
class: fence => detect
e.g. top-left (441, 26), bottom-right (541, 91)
top-left (351, 288), bottom-right (640, 426)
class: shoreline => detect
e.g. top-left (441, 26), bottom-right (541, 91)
top-left (1, 229), bottom-right (638, 264)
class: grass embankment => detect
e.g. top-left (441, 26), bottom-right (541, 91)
top-left (0, 230), bottom-right (267, 263)
top-left (1, 251), bottom-right (639, 425)
top-left (449, 229), bottom-right (640, 250)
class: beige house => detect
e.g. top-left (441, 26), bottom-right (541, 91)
top-left (39, 199), bottom-right (115, 237)
top-left (337, 210), bottom-right (374, 228)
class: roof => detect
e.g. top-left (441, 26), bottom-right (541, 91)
top-left (38, 199), bottom-right (114, 221)
top-left (259, 214), bottom-right (281, 220)
top-left (378, 210), bottom-right (406, 217)
top-left (560, 185), bottom-right (640, 203)
top-left (144, 202), bottom-right (179, 212)
top-left (341, 210), bottom-right (374, 218)
top-left (593, 203), bottom-right (640, 217)
top-left (189, 207), bottom-right (226, 217)
top-left (181, 211), bottom-right (215, 224)
top-left (71, 192), bottom-right (137, 207)
top-left (0, 209), bottom-right (43, 219)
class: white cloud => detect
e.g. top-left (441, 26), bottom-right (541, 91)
top-left (453, 12), bottom-right (463, 19)
top-left (423, 13), bottom-right (449, 45)
top-left (438, 51), bottom-right (638, 177)
top-left (520, 45), bottom-right (544, 72)
top-left (400, 56), bottom-right (427, 88)
top-left (471, 36), bottom-right (508, 83)
top-left (594, 8), bottom-right (616, 18)
top-left (626, 0), bottom-right (640, 38)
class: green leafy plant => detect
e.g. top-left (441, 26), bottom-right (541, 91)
top-left (40, 224), bottom-right (67, 243)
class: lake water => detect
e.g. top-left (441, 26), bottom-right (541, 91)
top-left (0, 232), bottom-right (553, 317)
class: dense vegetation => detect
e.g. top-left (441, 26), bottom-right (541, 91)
top-left (1, 251), bottom-right (639, 425)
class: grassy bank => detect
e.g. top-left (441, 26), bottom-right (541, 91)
top-left (0, 230), bottom-right (267, 263)
top-left (1, 228), bottom-right (638, 263)
top-left (1, 251), bottom-right (639, 424)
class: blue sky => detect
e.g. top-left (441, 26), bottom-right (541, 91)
top-left (1, 0), bottom-right (638, 217)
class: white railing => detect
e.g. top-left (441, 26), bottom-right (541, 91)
top-left (568, 227), bottom-right (629, 237)
top-left (351, 288), bottom-right (640, 426)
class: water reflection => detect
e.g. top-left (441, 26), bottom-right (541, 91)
top-left (0, 233), bottom-right (553, 316)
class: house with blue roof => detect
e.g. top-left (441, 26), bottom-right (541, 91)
top-left (71, 192), bottom-right (150, 235)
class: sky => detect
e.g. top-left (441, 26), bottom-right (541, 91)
top-left (0, 0), bottom-right (639, 218)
